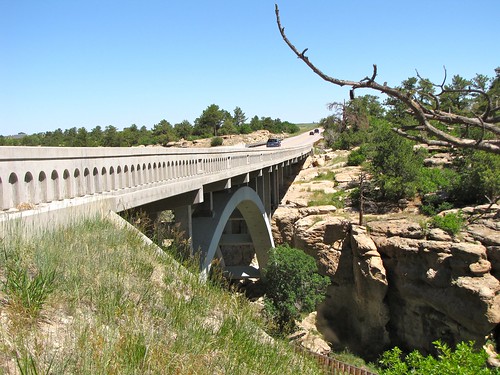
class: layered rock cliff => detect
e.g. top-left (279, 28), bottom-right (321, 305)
top-left (273, 207), bottom-right (499, 360)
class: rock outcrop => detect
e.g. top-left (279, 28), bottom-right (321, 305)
top-left (371, 219), bottom-right (500, 355)
top-left (272, 206), bottom-right (500, 360)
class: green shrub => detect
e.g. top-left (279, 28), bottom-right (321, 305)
top-left (417, 167), bottom-right (457, 196)
top-left (420, 194), bottom-right (455, 216)
top-left (347, 148), bottom-right (367, 166)
top-left (263, 244), bottom-right (330, 332)
top-left (378, 340), bottom-right (497, 375)
top-left (239, 124), bottom-right (252, 134)
top-left (210, 136), bottom-right (223, 147)
top-left (369, 124), bottom-right (425, 201)
top-left (450, 149), bottom-right (500, 205)
top-left (431, 211), bottom-right (464, 235)
top-left (330, 128), bottom-right (369, 150)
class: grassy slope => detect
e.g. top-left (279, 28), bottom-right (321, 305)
top-left (0, 216), bottom-right (323, 374)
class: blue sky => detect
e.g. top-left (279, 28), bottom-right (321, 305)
top-left (1, 1), bottom-right (499, 136)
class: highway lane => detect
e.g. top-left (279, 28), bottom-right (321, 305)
top-left (255, 128), bottom-right (323, 150)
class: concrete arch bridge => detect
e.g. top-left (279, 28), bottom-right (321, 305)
top-left (0, 133), bottom-right (319, 277)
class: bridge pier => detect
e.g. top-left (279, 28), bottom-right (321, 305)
top-left (173, 205), bottom-right (193, 248)
top-left (189, 186), bottom-right (274, 278)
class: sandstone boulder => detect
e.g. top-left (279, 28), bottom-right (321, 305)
top-left (375, 236), bottom-right (499, 353)
top-left (298, 205), bottom-right (337, 217)
top-left (291, 312), bottom-right (331, 356)
top-left (271, 207), bottom-right (301, 245)
top-left (292, 215), bottom-right (350, 276)
top-left (468, 223), bottom-right (500, 247)
top-left (368, 219), bottom-right (425, 239)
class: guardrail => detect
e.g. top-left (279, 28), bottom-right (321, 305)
top-left (0, 144), bottom-right (312, 211)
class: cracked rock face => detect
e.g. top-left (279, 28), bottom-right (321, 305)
top-left (272, 206), bottom-right (500, 360)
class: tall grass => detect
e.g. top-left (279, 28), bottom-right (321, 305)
top-left (312, 170), bottom-right (336, 181)
top-left (0, 215), bottom-right (323, 374)
top-left (308, 189), bottom-right (347, 208)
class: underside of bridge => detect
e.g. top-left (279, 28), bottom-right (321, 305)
top-left (130, 160), bottom-right (303, 279)
top-left (190, 186), bottom-right (274, 278)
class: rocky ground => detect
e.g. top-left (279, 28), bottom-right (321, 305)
top-left (273, 147), bottom-right (500, 366)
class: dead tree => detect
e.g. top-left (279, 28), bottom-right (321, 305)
top-left (275, 5), bottom-right (500, 154)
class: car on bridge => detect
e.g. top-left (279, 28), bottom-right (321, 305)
top-left (266, 138), bottom-right (281, 147)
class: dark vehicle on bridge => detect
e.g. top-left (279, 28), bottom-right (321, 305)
top-left (266, 138), bottom-right (281, 147)
top-left (309, 131), bottom-right (314, 135)
top-left (314, 128), bottom-right (319, 133)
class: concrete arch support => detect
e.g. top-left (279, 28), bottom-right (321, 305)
top-left (191, 186), bottom-right (275, 277)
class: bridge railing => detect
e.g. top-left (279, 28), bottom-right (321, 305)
top-left (0, 145), bottom-right (312, 211)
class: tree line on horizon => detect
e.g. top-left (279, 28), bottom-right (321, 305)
top-left (0, 104), bottom-right (300, 147)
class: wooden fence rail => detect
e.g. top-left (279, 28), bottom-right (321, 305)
top-left (294, 345), bottom-right (378, 375)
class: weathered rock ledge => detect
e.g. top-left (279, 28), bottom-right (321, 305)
top-left (272, 204), bottom-right (500, 361)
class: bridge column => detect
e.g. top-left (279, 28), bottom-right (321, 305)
top-left (262, 168), bottom-right (272, 220)
top-left (279, 163), bottom-right (284, 189)
top-left (191, 186), bottom-right (274, 277)
top-left (173, 205), bottom-right (193, 251)
top-left (270, 166), bottom-right (280, 210)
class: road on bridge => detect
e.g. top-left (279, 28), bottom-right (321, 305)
top-left (254, 128), bottom-right (323, 149)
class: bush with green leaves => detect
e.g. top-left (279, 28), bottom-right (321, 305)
top-left (417, 167), bottom-right (457, 196)
top-left (378, 340), bottom-right (498, 375)
top-left (449, 149), bottom-right (500, 205)
top-left (263, 244), bottom-right (329, 332)
top-left (420, 195), bottom-right (455, 216)
top-left (430, 211), bottom-right (464, 235)
top-left (369, 123), bottom-right (425, 201)
top-left (347, 147), bottom-right (367, 166)
top-left (210, 136), bottom-right (223, 147)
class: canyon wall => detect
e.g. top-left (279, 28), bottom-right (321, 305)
top-left (272, 205), bottom-right (500, 360)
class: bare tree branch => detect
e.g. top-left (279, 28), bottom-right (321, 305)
top-left (274, 4), bottom-right (500, 154)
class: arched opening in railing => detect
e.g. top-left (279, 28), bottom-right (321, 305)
top-left (51, 170), bottom-right (60, 201)
top-left (147, 163), bottom-right (152, 183)
top-left (189, 160), bottom-right (194, 176)
top-left (131, 165), bottom-right (136, 186)
top-left (73, 169), bottom-right (82, 197)
top-left (93, 167), bottom-right (100, 193)
top-left (110, 166), bottom-right (115, 190)
top-left (123, 165), bottom-right (129, 188)
top-left (136, 164), bottom-right (141, 185)
top-left (152, 162), bottom-right (158, 182)
top-left (24, 171), bottom-right (35, 204)
top-left (8, 173), bottom-right (19, 207)
top-left (84, 168), bottom-right (91, 195)
top-left (161, 161), bottom-right (166, 180)
top-left (117, 166), bottom-right (123, 189)
top-left (165, 161), bottom-right (170, 180)
top-left (101, 167), bottom-right (107, 192)
top-left (63, 169), bottom-right (71, 199)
